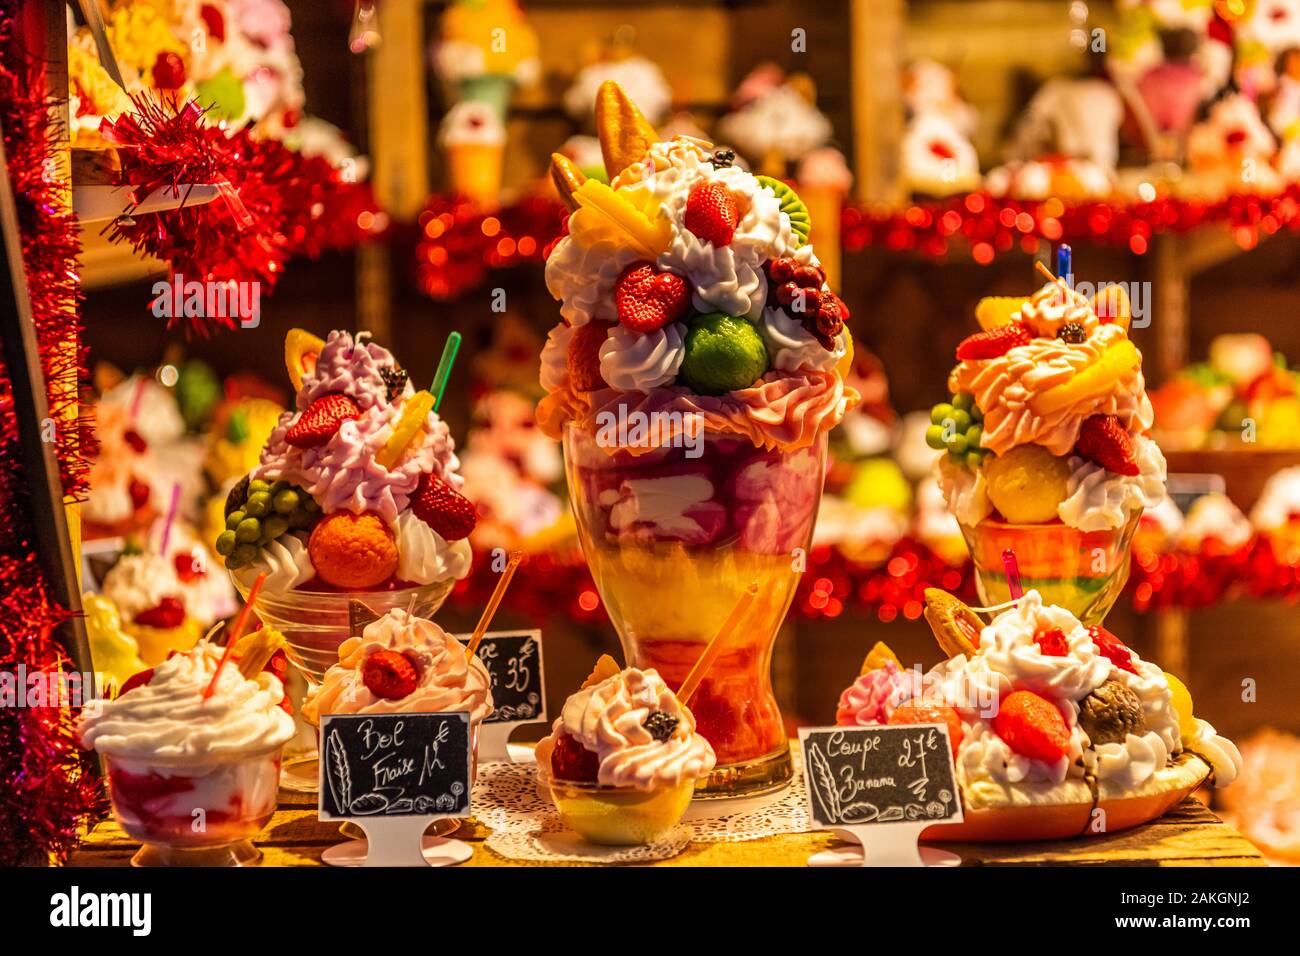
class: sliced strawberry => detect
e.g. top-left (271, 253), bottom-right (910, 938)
top-left (615, 263), bottom-right (690, 333)
top-left (567, 321), bottom-right (613, 392)
top-left (117, 667), bottom-right (155, 697)
top-left (285, 393), bottom-right (361, 448)
top-left (361, 649), bottom-right (419, 700)
top-left (1034, 628), bottom-right (1069, 656)
top-left (684, 182), bottom-right (740, 247)
top-left (956, 322), bottom-right (1033, 361)
top-left (1087, 625), bottom-right (1138, 675)
top-left (1075, 414), bottom-right (1139, 476)
top-left (133, 596), bottom-right (185, 629)
top-left (550, 731), bottom-right (600, 782)
top-left (409, 473), bottom-right (478, 541)
top-left (994, 689), bottom-right (1070, 763)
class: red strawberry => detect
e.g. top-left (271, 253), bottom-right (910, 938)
top-left (684, 182), bottom-right (739, 247)
top-left (550, 731), bottom-right (600, 782)
top-left (286, 393), bottom-right (361, 448)
top-left (567, 321), bottom-right (613, 392)
top-left (134, 596), bottom-right (186, 629)
top-left (1087, 625), bottom-right (1138, 675)
top-left (174, 552), bottom-right (202, 582)
top-left (123, 429), bottom-right (148, 454)
top-left (1075, 414), bottom-right (1139, 476)
top-left (1034, 628), bottom-right (1069, 657)
top-left (200, 3), bottom-right (226, 41)
top-left (361, 649), bottom-right (418, 700)
top-left (128, 478), bottom-right (151, 510)
top-left (410, 473), bottom-right (478, 541)
top-left (117, 668), bottom-right (155, 697)
top-left (614, 263), bottom-right (690, 333)
top-left (956, 323), bottom-right (1033, 361)
top-left (888, 702), bottom-right (964, 756)
top-left (993, 690), bottom-right (1071, 764)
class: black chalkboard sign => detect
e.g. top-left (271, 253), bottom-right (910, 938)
top-left (798, 725), bottom-right (963, 827)
top-left (319, 712), bottom-right (471, 821)
top-left (455, 629), bottom-right (546, 726)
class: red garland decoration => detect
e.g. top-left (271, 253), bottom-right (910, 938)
top-left (0, 1), bottom-right (101, 864)
top-left (101, 95), bottom-right (384, 334)
top-left (841, 189), bottom-right (1300, 262)
top-left (415, 193), bottom-right (567, 301)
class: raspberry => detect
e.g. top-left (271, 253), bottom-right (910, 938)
top-left (993, 690), bottom-right (1071, 764)
top-left (793, 265), bottom-right (824, 288)
top-left (361, 649), bottom-right (419, 700)
top-left (151, 51), bottom-right (186, 90)
top-left (134, 597), bottom-right (185, 629)
top-left (1087, 625), bottom-right (1138, 675)
top-left (129, 478), bottom-right (151, 510)
top-left (766, 258), bottom-right (797, 283)
top-left (550, 731), bottom-right (600, 782)
top-left (173, 553), bottom-right (203, 582)
top-left (1034, 628), bottom-right (1070, 656)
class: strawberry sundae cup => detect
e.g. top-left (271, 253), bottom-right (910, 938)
top-left (834, 589), bottom-right (1241, 841)
top-left (538, 82), bottom-right (858, 795)
top-left (216, 329), bottom-right (476, 683)
top-left (536, 655), bottom-right (716, 845)
top-left (79, 638), bottom-right (295, 865)
top-left (931, 256), bottom-right (1165, 622)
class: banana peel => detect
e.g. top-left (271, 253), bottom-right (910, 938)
top-left (922, 588), bottom-right (982, 659)
top-left (595, 80), bottom-right (659, 180)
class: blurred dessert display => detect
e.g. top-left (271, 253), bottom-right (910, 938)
top-left (901, 59), bottom-right (981, 198)
top-left (716, 63), bottom-right (832, 178)
top-left (1250, 465), bottom-right (1300, 561)
top-left (1219, 728), bottom-right (1300, 864)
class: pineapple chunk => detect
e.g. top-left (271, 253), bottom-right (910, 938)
top-left (975, 296), bottom-right (1027, 330)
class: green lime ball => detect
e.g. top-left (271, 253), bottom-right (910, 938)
top-left (679, 313), bottom-right (769, 395)
top-left (196, 67), bottom-right (246, 120)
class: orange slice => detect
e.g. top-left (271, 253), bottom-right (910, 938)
top-left (375, 391), bottom-right (434, 470)
top-left (1029, 339), bottom-right (1141, 417)
top-left (975, 296), bottom-right (1027, 330)
top-left (581, 653), bottom-right (622, 689)
top-left (285, 329), bottom-right (324, 391)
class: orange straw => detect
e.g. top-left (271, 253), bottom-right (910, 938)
top-left (465, 551), bottom-right (523, 660)
top-left (203, 571), bottom-right (266, 700)
top-left (677, 583), bottom-right (758, 705)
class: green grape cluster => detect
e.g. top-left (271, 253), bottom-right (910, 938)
top-left (925, 391), bottom-right (990, 470)
top-left (215, 476), bottom-right (321, 570)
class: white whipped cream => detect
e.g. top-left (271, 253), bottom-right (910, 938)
top-left (1250, 465), bottom-right (1300, 531)
top-left (599, 322), bottom-right (686, 391)
top-left (978, 594), bottom-right (1112, 701)
top-left (1058, 434), bottom-right (1167, 532)
top-left (760, 307), bottom-right (844, 373)
top-left (101, 553), bottom-right (184, 624)
top-left (391, 509), bottom-right (472, 584)
top-left (540, 322), bottom-right (575, 391)
top-left (717, 85), bottom-right (832, 163)
top-left (1187, 718), bottom-right (1243, 788)
top-left (1180, 493), bottom-right (1253, 550)
top-left (934, 455), bottom-right (991, 526)
top-left (544, 237), bottom-right (642, 327)
top-left (233, 532), bottom-right (315, 593)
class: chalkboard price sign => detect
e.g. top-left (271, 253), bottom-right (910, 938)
top-left (456, 629), bottom-right (546, 727)
top-left (319, 712), bottom-right (472, 821)
top-left (798, 725), bottom-right (962, 829)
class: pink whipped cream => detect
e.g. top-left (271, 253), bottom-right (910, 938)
top-left (835, 661), bottom-right (918, 726)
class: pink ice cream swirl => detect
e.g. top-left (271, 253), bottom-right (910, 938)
top-left (297, 330), bottom-right (410, 414)
top-left (835, 661), bottom-right (919, 726)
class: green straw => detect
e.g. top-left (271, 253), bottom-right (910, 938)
top-left (429, 331), bottom-right (461, 412)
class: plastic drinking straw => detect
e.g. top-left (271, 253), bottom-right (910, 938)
top-left (158, 482), bottom-right (181, 555)
top-left (203, 571), bottom-right (266, 700)
top-left (678, 583), bottom-right (758, 706)
top-left (129, 376), bottom-right (147, 423)
top-left (1002, 549), bottom-right (1024, 602)
top-left (1055, 243), bottom-right (1073, 286)
top-left (430, 331), bottom-right (462, 412)
top-left (465, 550), bottom-right (523, 660)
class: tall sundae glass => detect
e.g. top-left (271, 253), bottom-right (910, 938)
top-left (218, 329), bottom-right (478, 787)
top-left (931, 255), bottom-right (1165, 624)
top-left (538, 82), bottom-right (858, 796)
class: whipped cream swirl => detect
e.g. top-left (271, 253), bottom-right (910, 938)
top-left (1058, 435), bottom-right (1167, 532)
top-left (599, 322), bottom-right (686, 391)
top-left (232, 532), bottom-right (315, 593)
top-left (760, 307), bottom-right (844, 373)
top-left (391, 510), bottom-right (472, 584)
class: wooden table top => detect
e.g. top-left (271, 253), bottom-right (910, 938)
top-left (71, 791), bottom-right (1264, 868)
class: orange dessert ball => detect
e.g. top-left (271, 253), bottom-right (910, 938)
top-left (308, 511), bottom-right (398, 589)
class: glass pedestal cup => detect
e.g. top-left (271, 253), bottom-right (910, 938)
top-left (103, 745), bottom-right (284, 866)
top-left (958, 511), bottom-right (1141, 625)
top-left (562, 424), bottom-right (827, 798)
top-left (231, 576), bottom-right (456, 792)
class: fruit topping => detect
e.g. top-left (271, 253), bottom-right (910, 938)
top-left (763, 257), bottom-right (845, 349)
top-left (974, 296), bottom-right (1026, 330)
top-left (925, 391), bottom-right (988, 469)
top-left (581, 654), bottom-right (622, 689)
top-left (286, 393), bottom-right (361, 448)
top-left (379, 365), bottom-right (409, 402)
top-left (218, 478), bottom-right (320, 569)
top-left (308, 511), bottom-right (399, 589)
top-left (284, 328), bottom-right (324, 390)
top-left (921, 589), bottom-right (982, 659)
top-left (1164, 671), bottom-right (1197, 738)
top-left (568, 180), bottom-right (670, 258)
top-left (117, 667), bottom-right (155, 697)
top-left (889, 702), bottom-right (964, 756)
top-left (1086, 625), bottom-right (1138, 675)
top-left (956, 322), bottom-right (1032, 361)
top-left (1056, 322), bottom-right (1087, 344)
top-left (410, 472), bottom-right (478, 541)
top-left (173, 552), bottom-right (203, 582)
top-left (614, 262), bottom-right (691, 333)
top-left (1077, 679), bottom-right (1145, 746)
top-left (679, 312), bottom-right (769, 395)
top-left (984, 443), bottom-right (1071, 524)
top-left (567, 321), bottom-right (613, 392)
top-left (1092, 282), bottom-right (1132, 331)
top-left (684, 181), bottom-right (740, 247)
top-left (231, 625), bottom-right (287, 680)
top-left (128, 478), bottom-right (151, 510)
top-left (859, 640), bottom-right (902, 676)
top-left (710, 147), bottom-right (737, 169)
top-left (643, 711), bottom-right (680, 742)
top-left (550, 731), bottom-right (600, 782)
top-left (1033, 628), bottom-right (1070, 656)
top-left (755, 175), bottom-right (811, 246)
top-left (1029, 338), bottom-right (1140, 416)
top-left (134, 596), bottom-right (186, 629)
top-left (123, 429), bottom-right (148, 454)
top-left (151, 51), bottom-right (186, 90)
top-left (375, 391), bottom-right (435, 470)
top-left (1075, 414), bottom-right (1139, 476)
top-left (361, 649), bottom-right (419, 700)
top-left (993, 689), bottom-right (1071, 764)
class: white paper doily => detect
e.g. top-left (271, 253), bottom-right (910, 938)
top-left (472, 758), bottom-right (813, 863)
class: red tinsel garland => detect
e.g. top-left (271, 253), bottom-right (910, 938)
top-left (101, 95), bottom-right (385, 335)
top-left (0, 1), bottom-right (101, 865)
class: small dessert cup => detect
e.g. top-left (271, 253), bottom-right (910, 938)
top-left (547, 778), bottom-right (696, 846)
top-left (103, 745), bottom-right (284, 867)
top-left (959, 511), bottom-right (1141, 625)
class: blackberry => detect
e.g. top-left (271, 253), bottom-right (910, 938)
top-left (380, 365), bottom-right (409, 402)
top-left (642, 711), bottom-right (680, 743)
top-left (710, 147), bottom-right (736, 170)
top-left (1057, 322), bottom-right (1087, 344)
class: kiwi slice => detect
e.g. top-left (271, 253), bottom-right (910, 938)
top-left (756, 175), bottom-right (810, 246)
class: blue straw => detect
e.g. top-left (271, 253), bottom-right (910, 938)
top-left (1056, 244), bottom-right (1073, 287)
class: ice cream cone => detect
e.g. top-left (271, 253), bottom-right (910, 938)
top-left (595, 80), bottom-right (659, 180)
top-left (458, 74), bottom-right (515, 121)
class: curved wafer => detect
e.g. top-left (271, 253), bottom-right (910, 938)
top-left (595, 80), bottom-right (659, 180)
